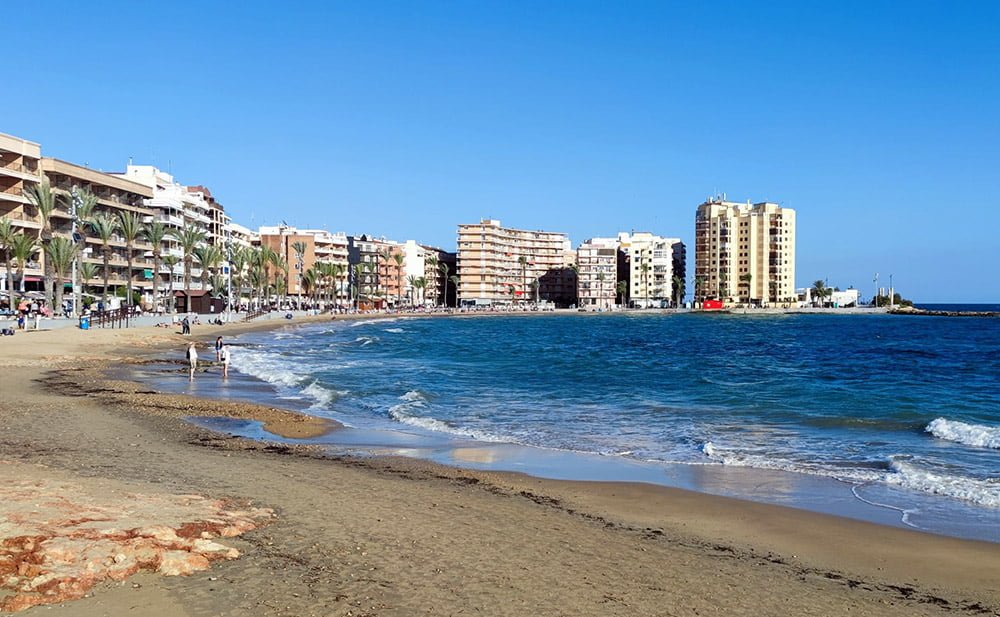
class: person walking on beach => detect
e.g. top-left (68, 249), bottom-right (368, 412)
top-left (220, 344), bottom-right (231, 378)
top-left (215, 336), bottom-right (224, 361)
top-left (186, 342), bottom-right (198, 380)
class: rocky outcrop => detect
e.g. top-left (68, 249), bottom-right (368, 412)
top-left (0, 468), bottom-right (272, 612)
top-left (890, 306), bottom-right (999, 317)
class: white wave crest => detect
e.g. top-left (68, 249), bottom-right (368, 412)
top-left (353, 336), bottom-right (378, 346)
top-left (302, 381), bottom-right (347, 409)
top-left (926, 418), bottom-right (1000, 449)
top-left (387, 391), bottom-right (505, 442)
top-left (229, 350), bottom-right (304, 388)
top-left (886, 458), bottom-right (1000, 508)
top-left (385, 327), bottom-right (405, 333)
top-left (399, 390), bottom-right (427, 402)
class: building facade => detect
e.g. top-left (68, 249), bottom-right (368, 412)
top-left (694, 197), bottom-right (796, 306)
top-left (618, 232), bottom-right (685, 308)
top-left (576, 237), bottom-right (619, 310)
top-left (259, 225), bottom-right (350, 302)
top-left (456, 219), bottom-right (574, 306)
top-left (0, 133), bottom-right (43, 294)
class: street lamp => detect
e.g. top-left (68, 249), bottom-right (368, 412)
top-left (873, 272), bottom-right (879, 308)
top-left (70, 187), bottom-right (83, 318)
top-left (225, 233), bottom-right (233, 323)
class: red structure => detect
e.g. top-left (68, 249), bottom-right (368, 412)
top-left (702, 299), bottom-right (724, 310)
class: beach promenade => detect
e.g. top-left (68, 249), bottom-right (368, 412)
top-left (0, 318), bottom-right (997, 616)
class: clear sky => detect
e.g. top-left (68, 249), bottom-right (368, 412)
top-left (4, 1), bottom-right (999, 302)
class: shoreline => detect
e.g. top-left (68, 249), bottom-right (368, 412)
top-left (1, 318), bottom-right (998, 614)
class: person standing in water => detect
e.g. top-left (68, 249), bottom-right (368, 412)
top-left (186, 342), bottom-right (198, 380)
top-left (220, 344), bottom-right (231, 378)
top-left (215, 336), bottom-right (224, 361)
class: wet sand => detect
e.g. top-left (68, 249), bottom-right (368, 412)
top-left (0, 318), bottom-right (998, 615)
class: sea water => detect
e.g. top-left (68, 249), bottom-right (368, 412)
top-left (212, 312), bottom-right (998, 540)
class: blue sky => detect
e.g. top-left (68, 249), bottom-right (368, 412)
top-left (4, 1), bottom-right (999, 302)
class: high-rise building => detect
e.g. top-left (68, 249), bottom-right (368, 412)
top-left (576, 238), bottom-right (619, 310)
top-left (259, 225), bottom-right (349, 302)
top-left (41, 158), bottom-right (155, 300)
top-left (398, 241), bottom-right (456, 307)
top-left (618, 232), bottom-right (685, 308)
top-left (0, 133), bottom-right (42, 295)
top-left (694, 197), bottom-right (796, 306)
top-left (456, 219), bottom-right (574, 306)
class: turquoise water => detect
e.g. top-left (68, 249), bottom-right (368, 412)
top-left (220, 313), bottom-right (999, 538)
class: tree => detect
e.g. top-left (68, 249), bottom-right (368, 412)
top-left (291, 240), bottom-right (308, 307)
top-left (88, 212), bottom-right (120, 305)
top-left (414, 276), bottom-right (428, 305)
top-left (194, 244), bottom-right (223, 292)
top-left (60, 187), bottom-right (97, 316)
top-left (332, 263), bottom-right (347, 307)
top-left (811, 279), bottom-right (829, 307)
top-left (424, 254), bottom-right (439, 305)
top-left (393, 252), bottom-right (405, 307)
top-left (437, 262), bottom-right (450, 306)
top-left (406, 274), bottom-right (418, 306)
top-left (518, 255), bottom-right (528, 305)
top-left (23, 177), bottom-right (59, 307)
top-left (229, 245), bottom-right (249, 307)
top-left (448, 274), bottom-right (460, 308)
top-left (79, 262), bottom-right (98, 299)
top-left (640, 262), bottom-right (650, 308)
top-left (162, 255), bottom-right (179, 312)
top-left (0, 220), bottom-right (17, 311)
top-left (144, 221), bottom-right (168, 312)
top-left (170, 228), bottom-right (207, 311)
top-left (44, 237), bottom-right (78, 312)
top-left (118, 211), bottom-right (145, 306)
top-left (616, 280), bottom-right (628, 306)
top-left (694, 275), bottom-right (706, 303)
top-left (302, 267), bottom-right (318, 304)
top-left (11, 234), bottom-right (38, 301)
top-left (352, 263), bottom-right (366, 308)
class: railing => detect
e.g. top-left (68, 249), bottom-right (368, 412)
top-left (89, 305), bottom-right (141, 329)
top-left (243, 307), bottom-right (269, 322)
top-left (0, 161), bottom-right (39, 175)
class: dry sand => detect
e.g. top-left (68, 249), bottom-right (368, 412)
top-left (0, 318), bottom-right (998, 616)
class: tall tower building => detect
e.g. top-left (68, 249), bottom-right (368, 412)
top-left (694, 197), bottom-right (796, 306)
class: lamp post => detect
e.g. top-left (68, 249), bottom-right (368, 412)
top-left (873, 272), bottom-right (879, 308)
top-left (889, 273), bottom-right (894, 309)
top-left (70, 187), bottom-right (82, 318)
top-left (225, 233), bottom-right (233, 323)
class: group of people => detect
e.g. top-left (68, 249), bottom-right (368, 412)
top-left (186, 336), bottom-right (232, 380)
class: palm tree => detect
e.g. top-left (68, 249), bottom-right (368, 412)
top-left (170, 228), bottom-right (207, 311)
top-left (302, 267), bottom-right (318, 305)
top-left (406, 274), bottom-right (418, 306)
top-left (392, 252), bottom-right (405, 307)
top-left (44, 237), bottom-right (78, 312)
top-left (0, 220), bottom-right (17, 312)
top-left (437, 262), bottom-right (450, 306)
top-left (331, 263), bottom-right (347, 307)
top-left (448, 274), bottom-right (460, 308)
top-left (257, 246), bottom-right (280, 306)
top-left (229, 245), bottom-right (249, 307)
top-left (11, 234), bottom-right (38, 300)
top-left (640, 262), bottom-right (650, 308)
top-left (672, 275), bottom-right (685, 308)
top-left (694, 275), bottom-right (706, 304)
top-left (143, 221), bottom-right (168, 312)
top-left (23, 177), bottom-right (59, 307)
top-left (596, 272), bottom-right (606, 308)
top-left (162, 255), bottom-right (179, 312)
top-left (88, 212), bottom-right (120, 305)
top-left (291, 240), bottom-right (308, 307)
top-left (118, 212), bottom-right (145, 306)
top-left (616, 280), bottom-right (628, 306)
top-left (518, 255), bottom-right (528, 305)
top-left (352, 263), bottom-right (366, 308)
top-left (79, 262), bottom-right (98, 301)
top-left (194, 244), bottom-right (223, 291)
top-left (60, 187), bottom-right (97, 315)
top-left (811, 279), bottom-right (828, 307)
top-left (415, 276), bottom-right (428, 305)
top-left (424, 255), bottom-right (439, 305)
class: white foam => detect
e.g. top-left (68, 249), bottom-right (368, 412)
top-left (387, 391), bottom-right (506, 443)
top-left (926, 418), bottom-right (1000, 450)
top-left (886, 458), bottom-right (1000, 508)
top-left (385, 327), bottom-right (405, 333)
top-left (230, 350), bottom-right (304, 388)
top-left (302, 381), bottom-right (347, 409)
top-left (399, 390), bottom-right (427, 402)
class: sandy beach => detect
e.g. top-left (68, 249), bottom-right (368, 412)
top-left (1, 317), bottom-right (998, 616)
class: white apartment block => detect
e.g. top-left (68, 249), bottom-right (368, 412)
top-left (694, 197), bottom-right (796, 305)
top-left (619, 232), bottom-right (685, 308)
top-left (576, 237), bottom-right (619, 310)
top-left (457, 219), bottom-right (574, 306)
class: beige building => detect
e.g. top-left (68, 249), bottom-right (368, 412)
top-left (457, 219), bottom-right (575, 306)
top-left (259, 225), bottom-right (349, 302)
top-left (576, 238), bottom-right (618, 310)
top-left (694, 197), bottom-right (796, 305)
top-left (0, 133), bottom-right (43, 293)
top-left (618, 232), bottom-right (685, 308)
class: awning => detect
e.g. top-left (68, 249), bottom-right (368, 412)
top-left (23, 276), bottom-right (41, 282)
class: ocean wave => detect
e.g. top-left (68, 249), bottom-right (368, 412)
top-left (925, 418), bottom-right (1000, 449)
top-left (229, 351), bottom-right (304, 388)
top-left (353, 335), bottom-right (378, 346)
top-left (701, 442), bottom-right (1000, 508)
top-left (302, 381), bottom-right (348, 409)
top-left (384, 327), bottom-right (405, 333)
top-left (387, 391), bottom-right (505, 442)
top-left (886, 457), bottom-right (1000, 508)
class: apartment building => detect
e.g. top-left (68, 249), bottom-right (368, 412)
top-left (0, 133), bottom-right (42, 293)
top-left (398, 241), bottom-right (457, 306)
top-left (347, 234), bottom-right (397, 308)
top-left (456, 219), bottom-right (574, 306)
top-left (41, 158), bottom-right (155, 299)
top-left (694, 196), bottom-right (796, 306)
top-left (576, 237), bottom-right (619, 310)
top-left (618, 232), bottom-right (685, 308)
top-left (259, 225), bottom-right (350, 301)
